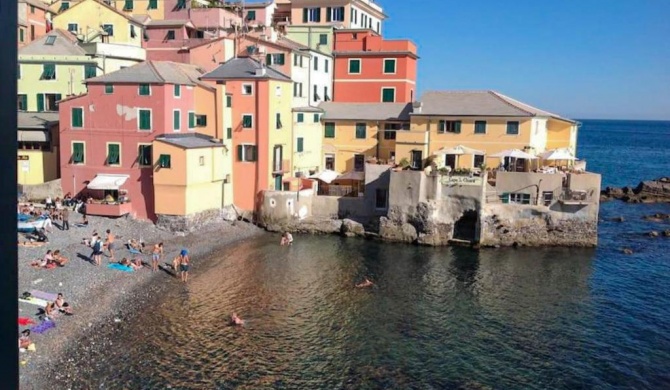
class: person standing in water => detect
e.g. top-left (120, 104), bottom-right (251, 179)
top-left (179, 249), bottom-right (190, 283)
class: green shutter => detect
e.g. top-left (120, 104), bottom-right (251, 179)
top-left (139, 84), bottom-right (150, 95)
top-left (159, 154), bottom-right (171, 168)
top-left (139, 110), bottom-right (151, 130)
top-left (297, 113), bottom-right (304, 123)
top-left (297, 138), bottom-right (304, 153)
top-left (139, 145), bottom-right (152, 166)
top-left (196, 115), bottom-right (207, 127)
top-left (108, 144), bottom-right (120, 165)
top-left (174, 84), bottom-right (181, 97)
top-left (42, 63), bottom-right (55, 80)
top-left (319, 34), bottom-right (327, 45)
top-left (278, 54), bottom-right (285, 65)
top-left (243, 115), bottom-right (252, 128)
top-left (85, 64), bottom-right (96, 79)
top-left (266, 53), bottom-right (272, 65)
top-left (105, 84), bottom-right (114, 94)
top-left (325, 122), bottom-right (335, 138)
top-left (20, 29), bottom-right (24, 42)
top-left (19, 95), bottom-right (28, 110)
top-left (226, 95), bottom-right (232, 107)
top-left (72, 143), bottom-right (84, 164)
top-left (349, 60), bottom-right (360, 73)
top-left (501, 193), bottom-right (510, 204)
top-left (356, 123), bottom-right (366, 139)
top-left (455, 121), bottom-right (462, 134)
top-left (384, 59), bottom-right (396, 73)
top-left (314, 114), bottom-right (319, 122)
top-left (188, 112), bottom-right (195, 128)
top-left (124, 0), bottom-right (133, 10)
top-left (37, 94), bottom-right (44, 112)
top-left (302, 8), bottom-right (308, 22)
top-left (149, 0), bottom-right (157, 9)
top-left (173, 110), bottom-right (181, 130)
top-left (237, 145), bottom-right (243, 161)
top-left (177, 0), bottom-right (186, 9)
top-left (226, 127), bottom-right (232, 139)
top-left (55, 94), bottom-right (62, 108)
top-left (276, 113), bottom-right (282, 129)
top-left (326, 7), bottom-right (332, 22)
top-left (475, 121), bottom-right (486, 134)
top-left (72, 108), bottom-right (83, 128)
top-left (382, 88), bottom-right (395, 102)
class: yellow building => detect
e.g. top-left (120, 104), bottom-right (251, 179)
top-left (152, 134), bottom-right (228, 217)
top-left (292, 107), bottom-right (324, 176)
top-left (267, 79), bottom-right (295, 188)
top-left (52, 0), bottom-right (145, 46)
top-left (17, 112), bottom-right (60, 185)
top-left (318, 102), bottom-right (412, 173)
top-left (399, 91), bottom-right (578, 170)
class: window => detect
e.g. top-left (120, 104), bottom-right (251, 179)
top-left (166, 30), bottom-right (176, 40)
top-left (130, 25), bottom-right (137, 39)
top-left (375, 189), bottom-right (388, 209)
top-left (71, 107), bottom-right (84, 128)
top-left (266, 53), bottom-right (285, 66)
top-left (313, 114), bottom-right (320, 123)
top-left (45, 35), bottom-right (57, 45)
top-left (226, 95), bottom-right (232, 107)
top-left (327, 6), bottom-right (345, 22)
top-left (503, 192), bottom-right (531, 205)
top-left (138, 109), bottom-right (152, 130)
top-left (507, 121), bottom-right (520, 135)
top-left (41, 63), bottom-right (56, 80)
top-left (325, 59), bottom-right (329, 73)
top-left (105, 84), bottom-right (114, 94)
top-left (246, 10), bottom-right (256, 20)
top-left (226, 127), bottom-right (232, 139)
top-left (138, 144), bottom-right (152, 166)
top-left (293, 82), bottom-right (298, 97)
top-left (411, 150), bottom-right (423, 169)
top-left (196, 115), bottom-right (207, 127)
top-left (303, 7), bottom-right (321, 22)
top-left (474, 120), bottom-right (487, 134)
top-left (297, 113), bottom-right (304, 123)
top-left (19, 28), bottom-right (24, 42)
top-left (85, 64), bottom-right (97, 79)
top-left (174, 84), bottom-right (181, 97)
top-left (297, 137), bottom-right (304, 153)
top-left (319, 34), bottom-right (327, 45)
top-left (293, 55), bottom-right (299, 66)
top-left (139, 84), bottom-right (150, 95)
top-left (376, 21), bottom-right (380, 33)
top-left (542, 191), bottom-right (554, 206)
top-left (173, 110), bottom-right (181, 131)
top-left (438, 120), bottom-right (462, 134)
top-left (102, 24), bottom-right (114, 37)
top-left (384, 130), bottom-right (396, 140)
top-left (324, 122), bottom-right (335, 138)
top-left (188, 112), bottom-right (196, 129)
top-left (176, 0), bottom-right (186, 9)
top-left (242, 114), bottom-right (253, 128)
top-left (381, 88), bottom-right (395, 103)
top-left (31, 5), bottom-right (35, 13)
top-left (313, 85), bottom-right (319, 102)
top-left (313, 57), bottom-right (318, 71)
top-left (67, 23), bottom-right (78, 33)
top-left (18, 95), bottom-right (28, 111)
top-left (383, 59), bottom-right (396, 74)
top-left (348, 59), bottom-right (361, 74)
top-left (107, 143), bottom-right (120, 166)
top-left (354, 154), bottom-right (365, 172)
top-left (72, 142), bottom-right (85, 164)
top-left (199, 156), bottom-right (205, 166)
top-left (37, 93), bottom-right (62, 112)
top-left (124, 0), bottom-right (133, 11)
top-left (474, 155), bottom-right (485, 169)
top-left (242, 84), bottom-right (253, 95)
top-left (300, 56), bottom-right (304, 67)
top-left (351, 8), bottom-right (356, 24)
top-left (158, 154), bottom-right (171, 168)
top-left (237, 145), bottom-right (257, 162)
top-left (355, 123), bottom-right (366, 139)
top-left (17, 64), bottom-right (21, 80)
top-left (148, 0), bottom-right (158, 9)
top-left (324, 86), bottom-right (330, 101)
top-left (276, 113), bottom-right (283, 129)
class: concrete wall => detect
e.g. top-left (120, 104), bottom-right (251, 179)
top-left (19, 178), bottom-right (63, 201)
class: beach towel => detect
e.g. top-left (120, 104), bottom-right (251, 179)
top-left (107, 263), bottom-right (134, 273)
top-left (19, 297), bottom-right (49, 307)
top-left (18, 317), bottom-right (36, 326)
top-left (129, 249), bottom-right (142, 255)
top-left (30, 290), bottom-right (58, 301)
top-left (31, 320), bottom-right (56, 334)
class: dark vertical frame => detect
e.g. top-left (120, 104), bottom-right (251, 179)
top-left (1, 0), bottom-right (19, 387)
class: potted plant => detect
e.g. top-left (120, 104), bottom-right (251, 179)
top-left (398, 158), bottom-right (410, 170)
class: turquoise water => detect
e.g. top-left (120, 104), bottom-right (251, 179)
top-left (53, 120), bottom-right (670, 389)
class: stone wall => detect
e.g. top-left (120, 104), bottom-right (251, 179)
top-left (156, 205), bottom-right (238, 232)
top-left (18, 179), bottom-right (63, 202)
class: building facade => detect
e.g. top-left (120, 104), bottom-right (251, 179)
top-left (18, 0), bottom-right (53, 47)
top-left (288, 0), bottom-right (386, 34)
top-left (18, 112), bottom-right (60, 185)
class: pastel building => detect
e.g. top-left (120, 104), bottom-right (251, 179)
top-left (202, 57), bottom-right (295, 211)
top-left (18, 0), bottom-right (53, 47)
top-left (332, 29), bottom-right (418, 103)
top-left (18, 29), bottom-right (99, 112)
top-left (289, 0), bottom-right (386, 35)
top-left (284, 24), bottom-right (334, 55)
top-left (401, 91), bottom-right (578, 170)
top-left (113, 0), bottom-right (165, 21)
top-left (291, 107), bottom-right (324, 176)
top-left (58, 61), bottom-right (216, 220)
top-left (319, 102), bottom-right (412, 173)
top-left (18, 112), bottom-right (60, 185)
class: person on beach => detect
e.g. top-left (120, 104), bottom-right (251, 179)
top-left (19, 330), bottom-right (33, 351)
top-left (51, 250), bottom-right (68, 267)
top-left (280, 232), bottom-right (293, 246)
top-left (356, 278), bottom-right (374, 288)
top-left (230, 312), bottom-right (244, 326)
top-left (151, 243), bottom-right (163, 272)
top-left (30, 250), bottom-right (53, 268)
top-left (120, 257), bottom-right (142, 270)
top-left (179, 249), bottom-right (190, 283)
top-left (80, 215), bottom-right (89, 226)
top-left (91, 237), bottom-right (103, 266)
top-left (54, 293), bottom-right (73, 315)
top-left (61, 206), bottom-right (70, 231)
top-left (105, 229), bottom-right (116, 261)
top-left (44, 301), bottom-right (57, 319)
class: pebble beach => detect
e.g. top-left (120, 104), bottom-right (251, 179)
top-left (17, 212), bottom-right (264, 389)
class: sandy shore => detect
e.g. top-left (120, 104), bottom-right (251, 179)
top-left (17, 213), bottom-right (264, 389)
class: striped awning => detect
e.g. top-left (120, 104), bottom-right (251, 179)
top-left (17, 130), bottom-right (49, 143)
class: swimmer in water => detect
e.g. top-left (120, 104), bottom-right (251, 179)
top-left (230, 312), bottom-right (244, 326)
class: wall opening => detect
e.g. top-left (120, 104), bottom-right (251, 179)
top-left (453, 209), bottom-right (478, 242)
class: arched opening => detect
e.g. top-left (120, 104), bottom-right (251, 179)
top-left (453, 209), bottom-right (478, 242)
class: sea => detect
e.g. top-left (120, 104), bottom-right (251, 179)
top-left (50, 120), bottom-right (670, 389)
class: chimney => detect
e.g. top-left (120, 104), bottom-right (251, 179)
top-left (412, 101), bottom-right (422, 114)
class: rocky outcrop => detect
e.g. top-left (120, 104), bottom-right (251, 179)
top-left (341, 219), bottom-right (366, 237)
top-left (601, 177), bottom-right (670, 203)
top-left (156, 206), bottom-right (238, 232)
top-left (379, 217), bottom-right (418, 243)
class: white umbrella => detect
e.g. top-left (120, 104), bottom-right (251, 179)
top-left (490, 149), bottom-right (538, 159)
top-left (538, 148), bottom-right (576, 161)
top-left (434, 145), bottom-right (485, 156)
top-left (308, 169), bottom-right (340, 184)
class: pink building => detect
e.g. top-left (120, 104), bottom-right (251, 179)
top-left (59, 61), bottom-right (213, 221)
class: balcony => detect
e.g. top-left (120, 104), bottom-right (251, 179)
top-left (85, 202), bottom-right (133, 218)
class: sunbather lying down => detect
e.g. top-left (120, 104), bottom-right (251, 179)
top-left (119, 257), bottom-right (142, 270)
top-left (127, 239), bottom-right (145, 252)
top-left (18, 241), bottom-right (45, 247)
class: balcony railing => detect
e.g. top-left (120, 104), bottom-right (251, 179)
top-left (85, 202), bottom-right (133, 217)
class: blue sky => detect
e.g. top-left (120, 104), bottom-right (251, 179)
top-left (376, 0), bottom-right (670, 120)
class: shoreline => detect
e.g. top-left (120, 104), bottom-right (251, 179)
top-left (18, 214), bottom-right (265, 389)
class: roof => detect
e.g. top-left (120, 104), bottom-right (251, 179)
top-left (186, 35), bottom-right (231, 50)
top-left (243, 35), bottom-right (304, 54)
top-left (17, 112), bottom-right (59, 129)
top-left (275, 36), bottom-right (311, 52)
top-left (319, 102), bottom-right (412, 121)
top-left (146, 20), bottom-right (195, 28)
top-left (19, 29), bottom-right (88, 56)
top-left (55, 0), bottom-right (143, 26)
top-left (244, 1), bottom-right (273, 8)
top-left (155, 133), bottom-right (225, 149)
top-left (201, 57), bottom-right (292, 81)
top-left (131, 14), bottom-right (152, 25)
top-left (292, 106), bottom-right (324, 113)
top-left (415, 90), bottom-right (575, 123)
top-left (85, 61), bottom-right (214, 91)
top-left (332, 50), bottom-right (419, 59)
top-left (19, 0), bottom-right (51, 12)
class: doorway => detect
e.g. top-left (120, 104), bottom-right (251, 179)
top-left (411, 150), bottom-right (422, 170)
top-left (445, 154), bottom-right (456, 169)
top-left (453, 209), bottom-right (479, 242)
top-left (274, 175), bottom-right (282, 190)
top-left (325, 154), bottom-right (335, 170)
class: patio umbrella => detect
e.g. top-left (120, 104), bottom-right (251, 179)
top-left (538, 148), bottom-right (576, 160)
top-left (434, 145), bottom-right (485, 156)
top-left (490, 149), bottom-right (537, 172)
top-left (308, 169), bottom-right (340, 184)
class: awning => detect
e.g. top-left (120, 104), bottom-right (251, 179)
top-left (18, 130), bottom-right (49, 143)
top-left (87, 174), bottom-right (130, 190)
top-left (308, 169), bottom-right (340, 184)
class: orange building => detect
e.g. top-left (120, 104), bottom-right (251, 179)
top-left (332, 29), bottom-right (418, 103)
top-left (18, 0), bottom-right (53, 47)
